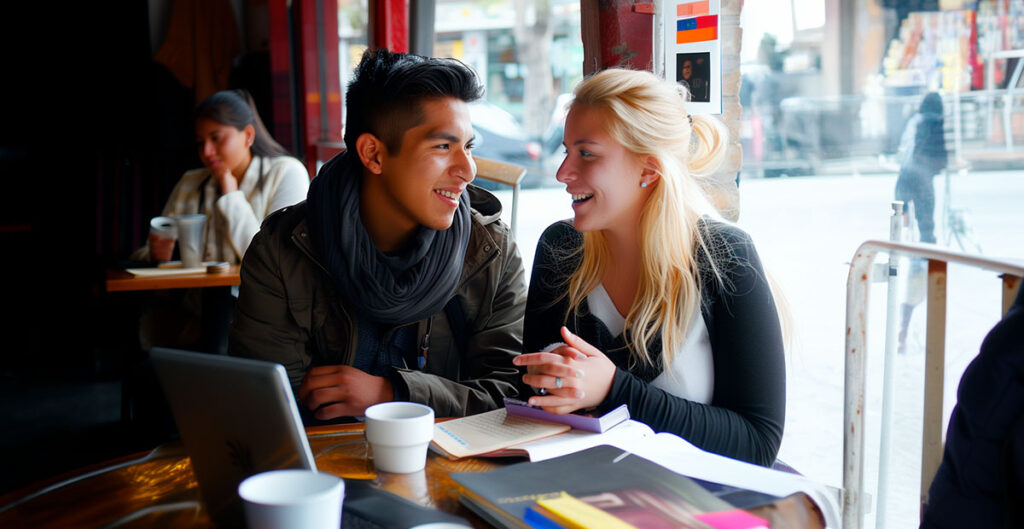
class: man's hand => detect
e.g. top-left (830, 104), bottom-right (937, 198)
top-left (297, 365), bottom-right (393, 420)
top-left (514, 327), bottom-right (616, 415)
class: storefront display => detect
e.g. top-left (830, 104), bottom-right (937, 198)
top-left (882, 0), bottom-right (1023, 93)
top-left (882, 9), bottom-right (978, 93)
top-left (977, 0), bottom-right (1024, 88)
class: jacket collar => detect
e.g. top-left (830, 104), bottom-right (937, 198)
top-left (289, 187), bottom-right (503, 285)
top-left (466, 184), bottom-right (503, 225)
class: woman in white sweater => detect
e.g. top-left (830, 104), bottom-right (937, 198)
top-left (133, 89), bottom-right (308, 354)
top-left (137, 89), bottom-right (308, 264)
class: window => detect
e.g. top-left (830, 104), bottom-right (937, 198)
top-left (738, 2), bottom-right (1024, 528)
top-left (338, 0), bottom-right (369, 110)
top-left (433, 0), bottom-right (583, 192)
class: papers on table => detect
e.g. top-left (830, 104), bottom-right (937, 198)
top-left (622, 433), bottom-right (842, 528)
top-left (125, 266), bottom-right (208, 277)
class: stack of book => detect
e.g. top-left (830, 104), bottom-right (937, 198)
top-left (432, 400), bottom-right (840, 528)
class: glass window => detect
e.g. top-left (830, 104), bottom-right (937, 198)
top-left (338, 0), bottom-right (369, 110)
top-left (433, 0), bottom-right (582, 192)
top-left (737, 2), bottom-right (1024, 528)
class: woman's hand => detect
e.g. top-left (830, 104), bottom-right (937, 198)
top-left (211, 166), bottom-right (239, 195)
top-left (148, 232), bottom-right (175, 263)
top-left (514, 326), bottom-right (617, 414)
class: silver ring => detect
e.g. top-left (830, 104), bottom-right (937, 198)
top-left (538, 388), bottom-right (547, 396)
top-left (555, 377), bottom-right (563, 389)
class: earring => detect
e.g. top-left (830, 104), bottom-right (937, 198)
top-left (640, 181), bottom-right (648, 188)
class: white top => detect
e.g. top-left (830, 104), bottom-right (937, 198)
top-left (134, 156), bottom-right (309, 264)
top-left (587, 284), bottom-right (714, 404)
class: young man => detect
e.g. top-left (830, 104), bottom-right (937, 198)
top-left (229, 49), bottom-right (527, 422)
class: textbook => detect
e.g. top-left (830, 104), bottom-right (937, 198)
top-left (451, 445), bottom-right (781, 529)
top-left (504, 398), bottom-right (631, 433)
top-left (431, 402), bottom-right (632, 461)
top-left (452, 436), bottom-right (842, 529)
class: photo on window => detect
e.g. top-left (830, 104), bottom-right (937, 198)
top-left (676, 51), bottom-right (711, 103)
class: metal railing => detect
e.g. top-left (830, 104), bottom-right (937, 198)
top-left (842, 240), bottom-right (1024, 529)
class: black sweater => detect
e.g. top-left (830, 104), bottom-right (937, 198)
top-left (523, 220), bottom-right (785, 466)
top-left (921, 284), bottom-right (1024, 528)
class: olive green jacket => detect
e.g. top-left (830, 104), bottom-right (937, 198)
top-left (228, 186), bottom-right (527, 417)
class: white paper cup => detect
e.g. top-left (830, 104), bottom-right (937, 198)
top-left (175, 214), bottom-right (206, 268)
top-left (238, 470), bottom-right (344, 529)
top-left (365, 402), bottom-right (435, 474)
top-left (149, 216), bottom-right (178, 239)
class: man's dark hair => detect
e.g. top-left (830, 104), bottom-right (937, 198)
top-left (343, 48), bottom-right (484, 160)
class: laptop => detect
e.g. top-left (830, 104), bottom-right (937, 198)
top-left (150, 347), bottom-right (316, 527)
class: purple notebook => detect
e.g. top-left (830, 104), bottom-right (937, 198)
top-left (503, 398), bottom-right (630, 433)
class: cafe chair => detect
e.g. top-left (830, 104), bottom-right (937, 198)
top-left (473, 155), bottom-right (526, 239)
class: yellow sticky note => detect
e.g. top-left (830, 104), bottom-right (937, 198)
top-left (534, 492), bottom-right (639, 529)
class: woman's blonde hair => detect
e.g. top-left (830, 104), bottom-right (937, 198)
top-left (564, 68), bottom-right (731, 369)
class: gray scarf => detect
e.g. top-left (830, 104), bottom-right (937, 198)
top-left (307, 153), bottom-right (470, 325)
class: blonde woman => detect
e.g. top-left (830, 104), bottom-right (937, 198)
top-left (515, 69), bottom-right (785, 467)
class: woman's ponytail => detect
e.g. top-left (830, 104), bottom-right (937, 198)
top-left (687, 114), bottom-right (727, 178)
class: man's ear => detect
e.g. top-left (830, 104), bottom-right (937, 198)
top-left (355, 133), bottom-right (386, 175)
top-left (641, 155), bottom-right (661, 185)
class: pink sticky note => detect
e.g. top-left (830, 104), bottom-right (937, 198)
top-left (694, 509), bottom-right (770, 529)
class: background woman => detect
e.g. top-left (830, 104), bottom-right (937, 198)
top-left (894, 92), bottom-right (947, 354)
top-left (895, 91), bottom-right (947, 246)
top-left (132, 88), bottom-right (308, 354)
top-left (136, 89), bottom-right (308, 264)
top-left (515, 69), bottom-right (785, 467)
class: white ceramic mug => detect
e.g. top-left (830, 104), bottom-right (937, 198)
top-left (148, 216), bottom-right (179, 263)
top-left (364, 402), bottom-right (435, 474)
top-left (238, 469), bottom-right (344, 529)
top-left (149, 216), bottom-right (178, 239)
top-left (174, 214), bottom-right (206, 268)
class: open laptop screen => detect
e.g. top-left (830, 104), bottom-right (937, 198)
top-left (150, 348), bottom-right (316, 526)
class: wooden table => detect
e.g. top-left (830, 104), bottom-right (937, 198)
top-left (0, 423), bottom-right (825, 528)
top-left (105, 266), bottom-right (241, 292)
